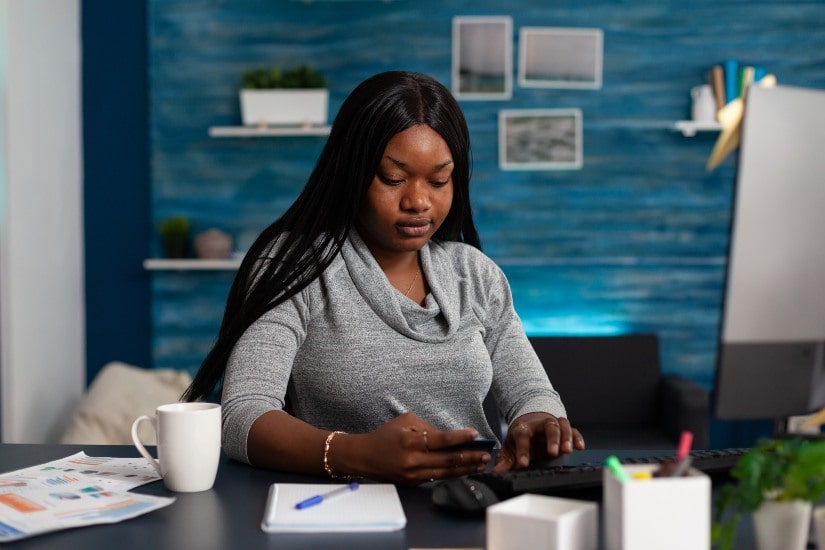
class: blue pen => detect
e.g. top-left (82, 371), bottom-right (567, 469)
top-left (294, 482), bottom-right (360, 510)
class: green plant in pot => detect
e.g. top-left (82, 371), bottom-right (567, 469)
top-left (712, 437), bottom-right (825, 550)
top-left (238, 64), bottom-right (328, 127)
top-left (241, 64), bottom-right (326, 90)
top-left (157, 215), bottom-right (191, 259)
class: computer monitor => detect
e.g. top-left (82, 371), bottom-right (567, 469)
top-left (714, 84), bottom-right (825, 428)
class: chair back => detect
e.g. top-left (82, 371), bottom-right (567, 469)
top-left (529, 334), bottom-right (661, 427)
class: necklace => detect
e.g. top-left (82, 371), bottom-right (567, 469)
top-left (404, 269), bottom-right (420, 297)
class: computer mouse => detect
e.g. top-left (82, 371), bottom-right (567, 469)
top-left (531, 454), bottom-right (568, 469)
top-left (431, 477), bottom-right (500, 516)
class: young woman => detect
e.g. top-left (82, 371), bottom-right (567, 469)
top-left (184, 71), bottom-right (584, 484)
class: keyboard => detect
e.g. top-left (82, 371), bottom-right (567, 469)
top-left (468, 448), bottom-right (749, 500)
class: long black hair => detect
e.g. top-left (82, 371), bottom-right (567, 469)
top-left (183, 71), bottom-right (481, 402)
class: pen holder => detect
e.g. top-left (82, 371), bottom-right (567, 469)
top-left (487, 494), bottom-right (597, 550)
top-left (603, 464), bottom-right (710, 550)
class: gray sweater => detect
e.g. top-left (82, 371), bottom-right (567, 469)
top-left (221, 230), bottom-right (567, 463)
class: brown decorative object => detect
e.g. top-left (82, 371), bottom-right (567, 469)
top-left (194, 228), bottom-right (233, 259)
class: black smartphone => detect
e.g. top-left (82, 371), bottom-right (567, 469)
top-left (440, 438), bottom-right (497, 452)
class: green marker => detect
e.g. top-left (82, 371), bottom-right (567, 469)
top-left (605, 455), bottom-right (629, 482)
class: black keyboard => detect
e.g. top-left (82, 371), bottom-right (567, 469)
top-left (468, 448), bottom-right (749, 500)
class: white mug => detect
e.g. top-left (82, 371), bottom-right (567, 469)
top-left (131, 402), bottom-right (222, 492)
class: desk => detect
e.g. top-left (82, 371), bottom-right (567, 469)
top-left (1, 444), bottom-right (485, 550)
top-left (1, 444), bottom-right (756, 550)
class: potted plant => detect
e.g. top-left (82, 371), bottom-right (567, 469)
top-left (157, 215), bottom-right (191, 259)
top-left (239, 64), bottom-right (328, 127)
top-left (712, 437), bottom-right (825, 550)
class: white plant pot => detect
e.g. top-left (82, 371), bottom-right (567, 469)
top-left (813, 506), bottom-right (825, 549)
top-left (752, 499), bottom-right (812, 550)
top-left (239, 89), bottom-right (329, 127)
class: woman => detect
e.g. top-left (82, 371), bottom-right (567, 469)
top-left (184, 71), bottom-right (584, 484)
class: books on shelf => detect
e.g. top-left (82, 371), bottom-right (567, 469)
top-left (710, 65), bottom-right (726, 111)
top-left (708, 59), bottom-right (769, 112)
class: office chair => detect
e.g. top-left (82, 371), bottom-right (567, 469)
top-left (529, 334), bottom-right (710, 450)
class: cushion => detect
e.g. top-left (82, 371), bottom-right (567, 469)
top-left (60, 361), bottom-right (193, 445)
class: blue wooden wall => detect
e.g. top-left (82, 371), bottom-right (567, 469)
top-left (146, 0), bottom-right (825, 444)
top-left (84, 1), bottom-right (152, 385)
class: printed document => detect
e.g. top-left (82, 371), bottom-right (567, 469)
top-left (0, 452), bottom-right (173, 542)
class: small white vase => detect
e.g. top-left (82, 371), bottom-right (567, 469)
top-left (691, 84), bottom-right (717, 122)
top-left (752, 499), bottom-right (812, 550)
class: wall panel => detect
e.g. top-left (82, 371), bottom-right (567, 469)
top-left (146, 1), bottom-right (825, 444)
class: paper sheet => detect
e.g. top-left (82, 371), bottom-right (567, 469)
top-left (0, 452), bottom-right (174, 542)
top-left (261, 483), bottom-right (407, 533)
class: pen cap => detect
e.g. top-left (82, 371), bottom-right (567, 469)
top-left (677, 431), bottom-right (694, 460)
top-left (605, 455), bottom-right (629, 482)
top-left (603, 464), bottom-right (710, 550)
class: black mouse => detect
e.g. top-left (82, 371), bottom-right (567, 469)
top-left (431, 477), bottom-right (500, 516)
top-left (531, 454), bottom-right (568, 469)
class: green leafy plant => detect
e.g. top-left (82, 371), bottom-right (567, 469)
top-left (241, 64), bottom-right (326, 89)
top-left (157, 216), bottom-right (191, 258)
top-left (157, 215), bottom-right (191, 239)
top-left (712, 437), bottom-right (825, 550)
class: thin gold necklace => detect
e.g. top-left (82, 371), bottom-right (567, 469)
top-left (404, 269), bottom-right (420, 297)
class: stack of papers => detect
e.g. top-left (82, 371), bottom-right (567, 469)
top-left (261, 483), bottom-right (406, 533)
top-left (0, 452), bottom-right (173, 542)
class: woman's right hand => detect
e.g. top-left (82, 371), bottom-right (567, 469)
top-left (333, 412), bottom-right (492, 485)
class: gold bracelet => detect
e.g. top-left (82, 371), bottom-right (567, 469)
top-left (323, 430), bottom-right (346, 478)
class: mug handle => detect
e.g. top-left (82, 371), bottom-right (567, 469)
top-left (131, 415), bottom-right (162, 476)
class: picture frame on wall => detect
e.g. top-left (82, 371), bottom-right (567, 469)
top-left (452, 16), bottom-right (513, 100)
top-left (518, 27), bottom-right (603, 89)
top-left (499, 109), bottom-right (583, 170)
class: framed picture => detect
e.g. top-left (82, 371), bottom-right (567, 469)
top-left (499, 109), bottom-right (583, 170)
top-left (452, 16), bottom-right (513, 100)
top-left (518, 27), bottom-right (603, 89)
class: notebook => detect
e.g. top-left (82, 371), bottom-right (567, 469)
top-left (260, 483), bottom-right (407, 533)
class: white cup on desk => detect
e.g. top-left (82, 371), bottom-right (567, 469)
top-left (131, 402), bottom-right (222, 493)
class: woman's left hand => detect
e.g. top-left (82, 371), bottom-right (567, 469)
top-left (492, 412), bottom-right (585, 472)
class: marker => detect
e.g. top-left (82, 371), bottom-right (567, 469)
top-left (671, 456), bottom-right (693, 478)
top-left (294, 482), bottom-right (360, 510)
top-left (605, 455), bottom-right (629, 482)
top-left (677, 431), bottom-right (693, 462)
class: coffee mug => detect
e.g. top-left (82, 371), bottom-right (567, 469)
top-left (131, 402), bottom-right (222, 492)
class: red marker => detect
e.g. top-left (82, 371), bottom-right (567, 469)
top-left (677, 431), bottom-right (693, 462)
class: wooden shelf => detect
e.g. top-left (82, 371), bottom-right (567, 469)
top-left (208, 125), bottom-right (331, 138)
top-left (143, 258), bottom-right (241, 271)
top-left (671, 120), bottom-right (722, 137)
top-left (211, 121), bottom-right (719, 138)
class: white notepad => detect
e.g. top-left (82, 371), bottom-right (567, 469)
top-left (260, 483), bottom-right (407, 533)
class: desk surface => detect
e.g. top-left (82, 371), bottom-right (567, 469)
top-left (1, 443), bottom-right (487, 550)
top-left (1, 444), bottom-right (755, 550)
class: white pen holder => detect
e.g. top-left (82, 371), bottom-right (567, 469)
top-left (487, 494), bottom-right (598, 550)
top-left (603, 464), bottom-right (710, 550)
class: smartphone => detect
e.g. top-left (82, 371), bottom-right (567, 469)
top-left (440, 438), bottom-right (497, 452)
